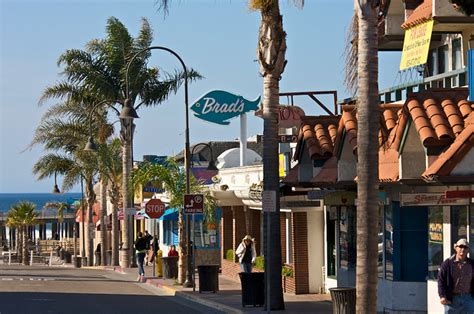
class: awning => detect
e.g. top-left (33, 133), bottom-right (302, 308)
top-left (159, 208), bottom-right (221, 221)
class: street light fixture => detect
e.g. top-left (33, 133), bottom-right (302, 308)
top-left (52, 172), bottom-right (61, 194)
top-left (191, 143), bottom-right (218, 171)
top-left (125, 45), bottom-right (192, 287)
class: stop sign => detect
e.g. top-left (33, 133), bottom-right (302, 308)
top-left (145, 198), bottom-right (165, 219)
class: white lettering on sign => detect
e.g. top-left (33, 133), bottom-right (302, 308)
top-left (202, 97), bottom-right (245, 114)
top-left (146, 204), bottom-right (165, 213)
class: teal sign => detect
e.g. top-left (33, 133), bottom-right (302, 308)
top-left (191, 90), bottom-right (260, 125)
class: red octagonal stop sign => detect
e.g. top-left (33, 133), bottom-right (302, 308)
top-left (145, 198), bottom-right (165, 219)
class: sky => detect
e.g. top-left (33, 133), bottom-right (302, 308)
top-left (0, 0), bottom-right (402, 193)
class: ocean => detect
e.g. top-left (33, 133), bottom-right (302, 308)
top-left (0, 193), bottom-right (82, 213)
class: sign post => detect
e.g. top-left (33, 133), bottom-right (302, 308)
top-left (184, 194), bottom-right (204, 292)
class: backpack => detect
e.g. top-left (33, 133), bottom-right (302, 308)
top-left (134, 238), bottom-right (147, 251)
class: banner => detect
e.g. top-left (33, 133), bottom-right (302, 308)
top-left (400, 20), bottom-right (434, 70)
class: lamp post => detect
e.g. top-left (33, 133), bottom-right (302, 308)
top-left (125, 46), bottom-right (192, 287)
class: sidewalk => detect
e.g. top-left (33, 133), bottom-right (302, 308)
top-left (104, 265), bottom-right (332, 314)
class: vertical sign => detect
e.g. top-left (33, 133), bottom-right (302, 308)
top-left (469, 49), bottom-right (474, 101)
top-left (400, 20), bottom-right (434, 70)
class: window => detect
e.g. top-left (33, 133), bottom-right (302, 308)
top-left (437, 45), bottom-right (449, 74)
top-left (385, 205), bottom-right (394, 280)
top-left (163, 220), bottom-right (178, 246)
top-left (378, 206), bottom-right (384, 279)
top-left (428, 206), bottom-right (443, 280)
top-left (326, 209), bottom-right (337, 278)
top-left (192, 219), bottom-right (219, 249)
top-left (427, 48), bottom-right (438, 76)
top-left (452, 39), bottom-right (462, 71)
top-left (451, 205), bottom-right (468, 251)
top-left (339, 206), bottom-right (356, 270)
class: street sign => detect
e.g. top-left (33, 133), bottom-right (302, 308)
top-left (145, 199), bottom-right (166, 219)
top-left (184, 194), bottom-right (204, 214)
top-left (262, 190), bottom-right (276, 212)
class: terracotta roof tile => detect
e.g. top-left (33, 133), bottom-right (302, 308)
top-left (401, 89), bottom-right (469, 147)
top-left (282, 164), bottom-right (299, 185)
top-left (422, 121), bottom-right (474, 180)
top-left (297, 116), bottom-right (339, 160)
top-left (401, 0), bottom-right (433, 30)
top-left (342, 109), bottom-right (358, 153)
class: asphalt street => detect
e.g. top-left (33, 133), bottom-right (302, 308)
top-left (0, 265), bottom-right (222, 314)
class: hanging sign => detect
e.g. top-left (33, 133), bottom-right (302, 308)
top-left (400, 20), bottom-right (434, 70)
top-left (191, 90), bottom-right (260, 125)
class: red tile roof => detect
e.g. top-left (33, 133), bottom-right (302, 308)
top-left (311, 156), bottom-right (338, 185)
top-left (295, 116), bottom-right (339, 161)
top-left (402, 0), bottom-right (433, 30)
top-left (422, 113), bottom-right (474, 181)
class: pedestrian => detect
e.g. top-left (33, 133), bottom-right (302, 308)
top-left (235, 235), bottom-right (256, 273)
top-left (155, 244), bottom-right (163, 277)
top-left (144, 230), bottom-right (153, 266)
top-left (134, 232), bottom-right (147, 282)
top-left (168, 245), bottom-right (178, 257)
top-left (438, 238), bottom-right (474, 313)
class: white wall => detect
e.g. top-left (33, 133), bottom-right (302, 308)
top-left (307, 210), bottom-right (324, 293)
top-left (377, 279), bottom-right (427, 312)
top-left (428, 280), bottom-right (444, 313)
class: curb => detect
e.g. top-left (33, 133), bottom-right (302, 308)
top-left (174, 290), bottom-right (242, 314)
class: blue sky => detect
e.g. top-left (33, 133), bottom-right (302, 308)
top-left (0, 0), bottom-right (402, 193)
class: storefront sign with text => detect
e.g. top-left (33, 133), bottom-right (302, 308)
top-left (400, 193), bottom-right (469, 206)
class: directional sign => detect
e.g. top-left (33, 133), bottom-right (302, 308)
top-left (145, 199), bottom-right (165, 219)
top-left (184, 194), bottom-right (204, 214)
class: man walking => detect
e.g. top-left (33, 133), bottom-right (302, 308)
top-left (438, 238), bottom-right (474, 313)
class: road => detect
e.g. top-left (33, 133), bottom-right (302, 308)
top-left (0, 265), bottom-right (222, 314)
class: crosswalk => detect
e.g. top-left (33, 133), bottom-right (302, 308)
top-left (1, 277), bottom-right (55, 281)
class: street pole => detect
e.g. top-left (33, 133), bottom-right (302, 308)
top-left (125, 46), bottom-right (192, 287)
top-left (81, 178), bottom-right (86, 266)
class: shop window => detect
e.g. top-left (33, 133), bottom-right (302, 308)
top-left (428, 206), bottom-right (443, 280)
top-left (192, 219), bottom-right (219, 249)
top-left (326, 208), bottom-right (337, 278)
top-left (163, 220), bottom-right (178, 246)
top-left (339, 206), bottom-right (356, 270)
top-left (378, 206), bottom-right (384, 279)
top-left (451, 205), bottom-right (468, 252)
top-left (385, 205), bottom-right (394, 280)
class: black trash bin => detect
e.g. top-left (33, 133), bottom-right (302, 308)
top-left (329, 287), bottom-right (356, 314)
top-left (64, 251), bottom-right (72, 263)
top-left (59, 249), bottom-right (65, 260)
top-left (162, 256), bottom-right (178, 279)
top-left (72, 256), bottom-right (81, 268)
top-left (239, 272), bottom-right (265, 307)
top-left (197, 265), bottom-right (219, 293)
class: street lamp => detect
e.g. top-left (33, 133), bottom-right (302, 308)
top-left (52, 172), bottom-right (61, 194)
top-left (191, 142), bottom-right (218, 171)
top-left (125, 46), bottom-right (192, 287)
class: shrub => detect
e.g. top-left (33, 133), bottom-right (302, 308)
top-left (254, 255), bottom-right (265, 270)
top-left (282, 264), bottom-right (294, 277)
top-left (226, 249), bottom-right (234, 262)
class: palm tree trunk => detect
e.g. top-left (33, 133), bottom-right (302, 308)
top-left (121, 121), bottom-right (132, 268)
top-left (85, 178), bottom-right (95, 267)
top-left (22, 226), bottom-right (29, 265)
top-left (257, 2), bottom-right (286, 310)
top-left (356, 1), bottom-right (380, 313)
top-left (177, 210), bottom-right (185, 284)
top-left (100, 178), bottom-right (108, 265)
top-left (110, 186), bottom-right (120, 266)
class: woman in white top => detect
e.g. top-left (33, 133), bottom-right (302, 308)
top-left (235, 235), bottom-right (257, 273)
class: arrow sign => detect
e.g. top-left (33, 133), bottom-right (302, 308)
top-left (184, 194), bottom-right (204, 214)
top-left (145, 199), bottom-right (165, 219)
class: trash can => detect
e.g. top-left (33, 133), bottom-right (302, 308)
top-left (64, 251), bottom-right (72, 263)
top-left (197, 265), bottom-right (219, 293)
top-left (72, 256), bottom-right (81, 268)
top-left (329, 287), bottom-right (356, 314)
top-left (59, 249), bottom-right (65, 260)
top-left (162, 256), bottom-right (178, 279)
top-left (239, 272), bottom-right (265, 307)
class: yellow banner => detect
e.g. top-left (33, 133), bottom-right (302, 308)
top-left (399, 20), bottom-right (434, 70)
top-left (279, 154), bottom-right (285, 177)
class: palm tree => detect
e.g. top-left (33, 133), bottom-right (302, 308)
top-left (344, 1), bottom-right (381, 312)
top-left (6, 202), bottom-right (39, 265)
top-left (130, 159), bottom-right (216, 284)
top-left (50, 17), bottom-right (202, 267)
top-left (96, 138), bottom-right (123, 266)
